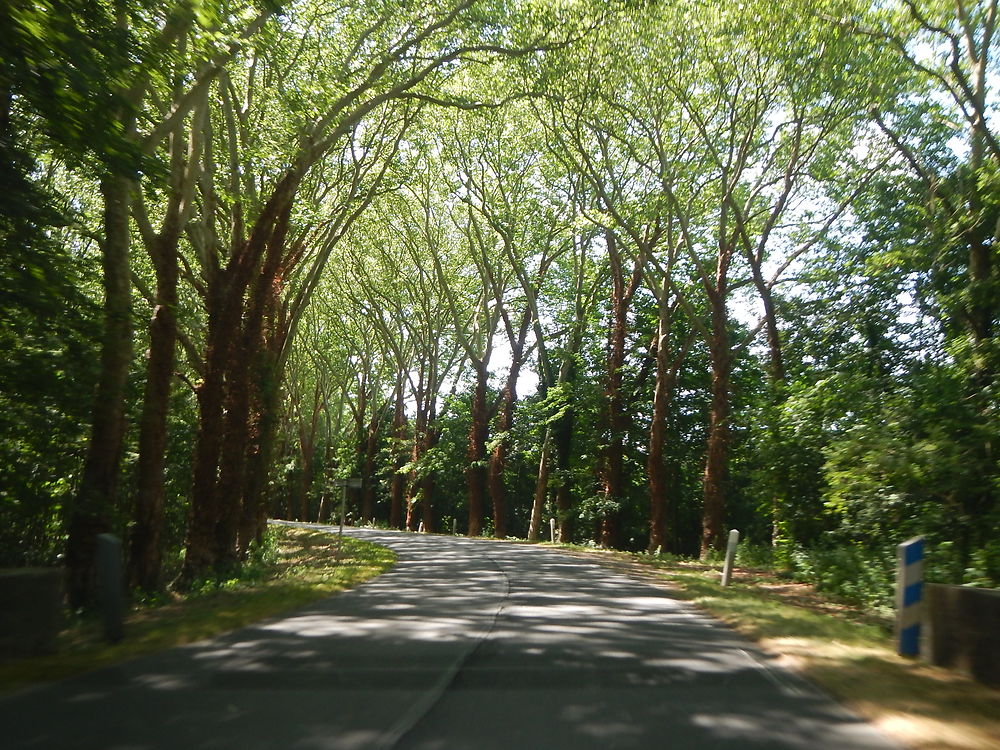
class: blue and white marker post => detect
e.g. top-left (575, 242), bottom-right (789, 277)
top-left (896, 536), bottom-right (925, 657)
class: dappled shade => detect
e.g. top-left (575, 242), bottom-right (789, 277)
top-left (1, 529), bottom-right (898, 749)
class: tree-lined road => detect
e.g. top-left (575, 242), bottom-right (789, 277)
top-left (2, 526), bottom-right (900, 749)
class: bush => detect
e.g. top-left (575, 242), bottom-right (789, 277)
top-left (735, 543), bottom-right (774, 570)
top-left (791, 543), bottom-right (895, 610)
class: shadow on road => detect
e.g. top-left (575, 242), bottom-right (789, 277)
top-left (0, 527), bottom-right (899, 750)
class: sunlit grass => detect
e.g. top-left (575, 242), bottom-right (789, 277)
top-left (0, 526), bottom-right (395, 695)
top-left (548, 543), bottom-right (1000, 750)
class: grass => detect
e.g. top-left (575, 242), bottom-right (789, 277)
top-left (0, 525), bottom-right (396, 696)
top-left (5, 527), bottom-right (997, 749)
top-left (548, 544), bottom-right (1000, 750)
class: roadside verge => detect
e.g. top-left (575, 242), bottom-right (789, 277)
top-left (0, 525), bottom-right (396, 696)
top-left (549, 544), bottom-right (1000, 750)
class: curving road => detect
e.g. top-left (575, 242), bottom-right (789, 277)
top-left (2, 525), bottom-right (901, 749)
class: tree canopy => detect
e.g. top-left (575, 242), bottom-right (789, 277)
top-left (2, 0), bottom-right (997, 606)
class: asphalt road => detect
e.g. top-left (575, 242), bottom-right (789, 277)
top-left (1, 525), bottom-right (902, 749)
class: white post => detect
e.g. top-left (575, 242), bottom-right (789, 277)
top-left (721, 529), bottom-right (740, 586)
top-left (896, 536), bottom-right (925, 657)
top-left (336, 484), bottom-right (347, 560)
top-left (418, 521), bottom-right (425, 533)
top-left (549, 517), bottom-right (556, 543)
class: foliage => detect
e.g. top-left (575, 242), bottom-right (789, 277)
top-left (2, 0), bottom-right (998, 616)
top-left (0, 132), bottom-right (101, 566)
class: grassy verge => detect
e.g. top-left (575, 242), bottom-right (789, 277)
top-left (0, 525), bottom-right (395, 696)
top-left (549, 544), bottom-right (1000, 750)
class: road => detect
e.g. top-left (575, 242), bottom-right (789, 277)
top-left (1, 525), bottom-right (901, 749)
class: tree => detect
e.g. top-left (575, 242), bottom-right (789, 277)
top-left (845, 0), bottom-right (1000, 566)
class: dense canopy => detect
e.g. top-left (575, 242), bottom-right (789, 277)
top-left (1, 0), bottom-right (997, 608)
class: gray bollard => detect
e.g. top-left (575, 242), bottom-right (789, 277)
top-left (95, 534), bottom-right (124, 643)
top-left (549, 518), bottom-right (556, 543)
top-left (452, 518), bottom-right (458, 536)
top-left (418, 521), bottom-right (425, 533)
top-left (720, 529), bottom-right (740, 586)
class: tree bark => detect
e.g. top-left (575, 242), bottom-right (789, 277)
top-left (389, 376), bottom-right (408, 530)
top-left (361, 409), bottom-right (380, 523)
top-left (487, 381), bottom-right (514, 539)
top-left (599, 232), bottom-right (641, 549)
top-left (647, 287), bottom-right (674, 554)
top-left (406, 388), bottom-right (432, 532)
top-left (182, 172), bottom-right (299, 584)
top-left (238, 353), bottom-right (281, 555)
top-left (466, 361), bottom-right (490, 537)
top-left (553, 406), bottom-right (575, 544)
top-left (527, 427), bottom-right (552, 542)
top-left (128, 216), bottom-right (181, 592)
top-left (66, 173), bottom-right (133, 609)
top-left (701, 289), bottom-right (731, 556)
top-left (488, 313), bottom-right (529, 539)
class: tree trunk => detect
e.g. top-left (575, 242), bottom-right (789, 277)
top-left (361, 412), bottom-right (379, 523)
top-left (218, 198), bottom-right (293, 567)
top-left (389, 378), bottom-right (407, 530)
top-left (184, 325), bottom-right (228, 578)
top-left (182, 172), bottom-right (298, 584)
top-left (599, 232), bottom-right (637, 549)
top-left (239, 356), bottom-right (280, 555)
top-left (488, 310), bottom-right (530, 539)
top-left (354, 369), bottom-right (369, 498)
top-left (527, 427), bottom-right (552, 542)
top-left (466, 361), bottom-right (489, 537)
top-left (553, 406), bottom-right (575, 544)
top-left (298, 446), bottom-right (313, 521)
top-left (406, 397), bottom-right (429, 532)
top-left (701, 291), bottom-right (731, 556)
top-left (128, 107), bottom-right (199, 591)
top-left (420, 473), bottom-right (436, 532)
top-left (405, 433), bottom-right (421, 532)
top-left (128, 228), bottom-right (180, 592)
top-left (487, 399), bottom-right (511, 539)
top-left (215, 340), bottom-right (255, 564)
top-left (647, 290), bottom-right (674, 554)
top-left (66, 173), bottom-right (133, 609)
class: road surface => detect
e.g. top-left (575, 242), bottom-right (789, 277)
top-left (1, 525), bottom-right (901, 749)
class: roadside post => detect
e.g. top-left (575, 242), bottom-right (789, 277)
top-left (95, 534), bottom-right (124, 643)
top-left (720, 529), bottom-right (740, 586)
top-left (550, 517), bottom-right (556, 543)
top-left (333, 478), bottom-right (362, 559)
top-left (896, 536), bottom-right (925, 657)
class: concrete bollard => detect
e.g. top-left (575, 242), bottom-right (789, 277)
top-left (418, 521), bottom-right (425, 533)
top-left (452, 518), bottom-right (458, 536)
top-left (896, 536), bottom-right (925, 657)
top-left (96, 534), bottom-right (124, 644)
top-left (549, 518), bottom-right (556, 543)
top-left (0, 568), bottom-right (64, 657)
top-left (720, 529), bottom-right (740, 586)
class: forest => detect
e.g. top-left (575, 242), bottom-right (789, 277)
top-left (1, 0), bottom-right (997, 611)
